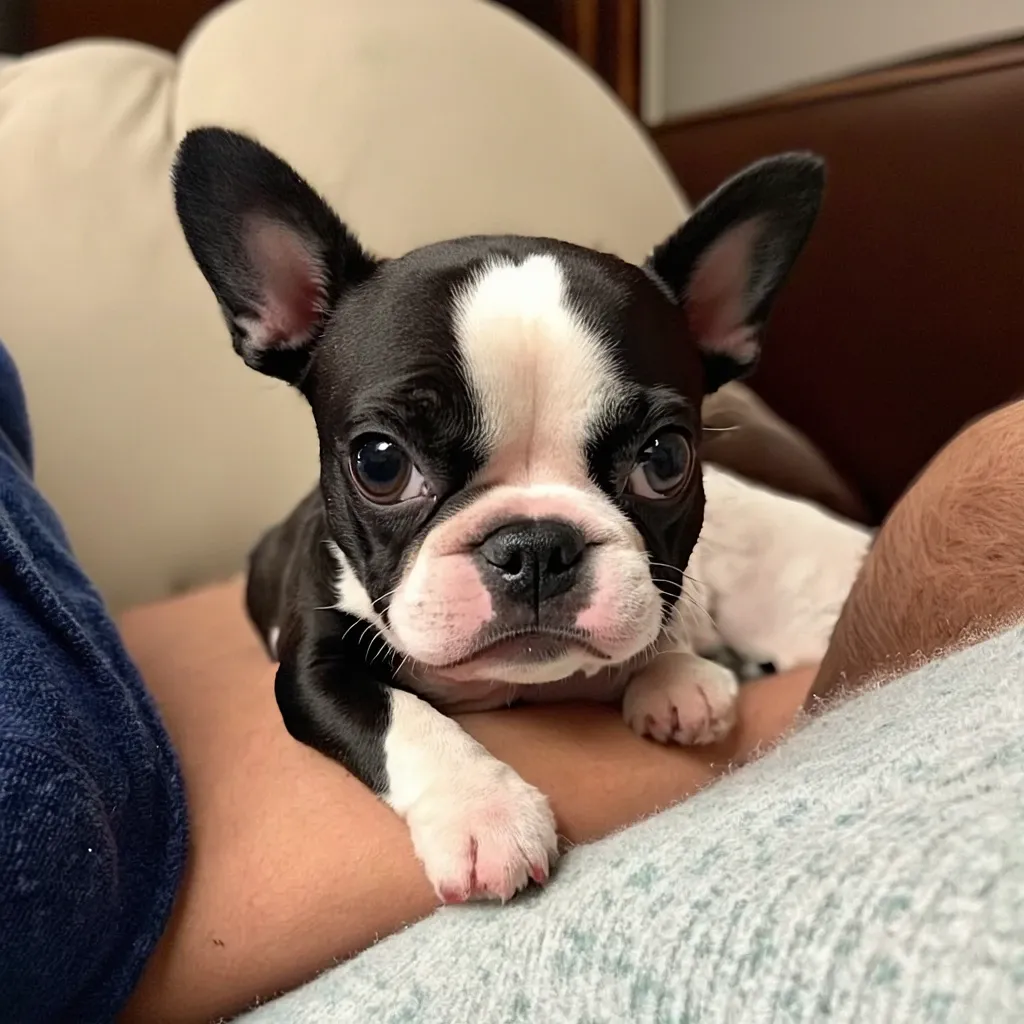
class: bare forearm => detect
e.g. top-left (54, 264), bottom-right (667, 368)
top-left (119, 582), bottom-right (813, 1023)
top-left (463, 669), bottom-right (813, 844)
top-left (808, 399), bottom-right (1024, 711)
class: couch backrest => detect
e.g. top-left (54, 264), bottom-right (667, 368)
top-left (0, 0), bottom-right (686, 609)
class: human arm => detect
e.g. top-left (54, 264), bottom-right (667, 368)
top-left (120, 579), bottom-right (814, 1023)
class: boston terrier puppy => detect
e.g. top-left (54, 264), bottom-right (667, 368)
top-left (173, 129), bottom-right (825, 903)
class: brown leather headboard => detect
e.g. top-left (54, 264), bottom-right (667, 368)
top-left (653, 40), bottom-right (1024, 521)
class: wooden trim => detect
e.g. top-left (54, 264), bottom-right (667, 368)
top-left (574, 0), bottom-right (599, 67)
top-left (0, 0), bottom-right (30, 53)
top-left (29, 0), bottom-right (222, 51)
top-left (614, 0), bottom-right (640, 112)
top-left (652, 34), bottom-right (1024, 134)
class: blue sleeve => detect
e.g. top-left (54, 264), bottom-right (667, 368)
top-left (0, 340), bottom-right (187, 1022)
top-left (0, 744), bottom-right (120, 1021)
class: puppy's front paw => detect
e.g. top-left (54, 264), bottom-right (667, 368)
top-left (406, 765), bottom-right (559, 904)
top-left (623, 653), bottom-right (738, 745)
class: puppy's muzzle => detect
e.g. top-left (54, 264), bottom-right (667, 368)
top-left (476, 518), bottom-right (586, 609)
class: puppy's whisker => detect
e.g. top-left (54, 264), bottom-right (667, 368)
top-left (341, 618), bottom-right (366, 644)
top-left (645, 560), bottom-right (684, 580)
top-left (679, 593), bottom-right (714, 625)
top-left (370, 634), bottom-right (389, 663)
top-left (358, 621), bottom-right (380, 649)
top-left (645, 558), bottom-right (705, 587)
top-left (626, 640), bottom-right (660, 673)
top-left (367, 632), bottom-right (390, 666)
top-left (652, 576), bottom-right (685, 591)
top-left (371, 586), bottom-right (401, 610)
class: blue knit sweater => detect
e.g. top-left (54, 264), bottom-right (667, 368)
top-left (0, 341), bottom-right (187, 1022)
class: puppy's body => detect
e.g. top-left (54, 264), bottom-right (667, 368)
top-left (174, 130), bottom-right (835, 901)
top-left (695, 465), bottom-right (872, 673)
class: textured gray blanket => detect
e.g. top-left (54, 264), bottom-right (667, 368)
top-left (244, 626), bottom-right (1024, 1023)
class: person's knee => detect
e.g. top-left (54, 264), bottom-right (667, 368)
top-left (811, 399), bottom-right (1024, 703)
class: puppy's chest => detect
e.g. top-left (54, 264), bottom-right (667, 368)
top-left (398, 663), bottom-right (636, 714)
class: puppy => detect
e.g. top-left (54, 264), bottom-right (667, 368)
top-left (173, 129), bottom-right (826, 903)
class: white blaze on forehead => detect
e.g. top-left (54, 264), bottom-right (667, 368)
top-left (454, 254), bottom-right (621, 481)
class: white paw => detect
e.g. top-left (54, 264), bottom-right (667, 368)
top-left (623, 653), bottom-right (738, 746)
top-left (405, 764), bottom-right (559, 904)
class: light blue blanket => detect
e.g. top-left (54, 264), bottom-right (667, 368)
top-left (245, 627), bottom-right (1024, 1023)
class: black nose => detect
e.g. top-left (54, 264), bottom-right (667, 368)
top-left (477, 518), bottom-right (586, 606)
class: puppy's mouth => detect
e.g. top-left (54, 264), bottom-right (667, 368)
top-left (444, 628), bottom-right (610, 668)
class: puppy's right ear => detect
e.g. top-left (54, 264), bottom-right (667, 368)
top-left (172, 128), bottom-right (377, 384)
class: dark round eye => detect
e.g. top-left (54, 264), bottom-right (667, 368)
top-left (627, 431), bottom-right (694, 500)
top-left (350, 435), bottom-right (427, 504)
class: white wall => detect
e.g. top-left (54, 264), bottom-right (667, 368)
top-left (642, 0), bottom-right (1024, 123)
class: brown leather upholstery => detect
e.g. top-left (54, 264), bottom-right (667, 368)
top-left (654, 41), bottom-right (1024, 521)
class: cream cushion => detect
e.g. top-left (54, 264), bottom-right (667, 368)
top-left (0, 0), bottom-right (687, 610)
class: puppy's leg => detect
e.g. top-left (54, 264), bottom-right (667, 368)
top-left (385, 689), bottom-right (558, 903)
top-left (622, 648), bottom-right (738, 746)
top-left (275, 609), bottom-right (558, 903)
top-left (622, 558), bottom-right (738, 747)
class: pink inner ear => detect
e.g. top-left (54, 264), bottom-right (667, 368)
top-left (243, 217), bottom-right (328, 350)
top-left (686, 217), bottom-right (762, 365)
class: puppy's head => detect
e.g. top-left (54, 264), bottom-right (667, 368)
top-left (174, 129), bottom-right (823, 685)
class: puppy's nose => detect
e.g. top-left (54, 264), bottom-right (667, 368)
top-left (477, 518), bottom-right (586, 606)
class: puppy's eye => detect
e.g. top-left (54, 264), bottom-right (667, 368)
top-left (350, 434), bottom-right (429, 504)
top-left (627, 430), bottom-right (694, 500)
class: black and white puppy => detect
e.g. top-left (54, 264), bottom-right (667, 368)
top-left (173, 129), bottom-right (824, 903)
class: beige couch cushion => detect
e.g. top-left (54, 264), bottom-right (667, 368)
top-left (0, 0), bottom-right (687, 610)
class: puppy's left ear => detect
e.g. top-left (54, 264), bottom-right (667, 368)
top-left (646, 153), bottom-right (824, 393)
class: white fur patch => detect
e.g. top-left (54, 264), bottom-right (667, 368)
top-left (454, 254), bottom-right (622, 482)
top-left (327, 540), bottom-right (382, 626)
top-left (267, 626), bottom-right (281, 660)
top-left (688, 464), bottom-right (873, 670)
top-left (384, 688), bottom-right (558, 902)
